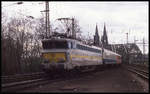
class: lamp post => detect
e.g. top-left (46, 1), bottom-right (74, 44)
top-left (126, 33), bottom-right (128, 44)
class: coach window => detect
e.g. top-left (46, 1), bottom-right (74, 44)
top-left (73, 42), bottom-right (76, 49)
top-left (68, 42), bottom-right (71, 49)
top-left (70, 42), bottom-right (73, 49)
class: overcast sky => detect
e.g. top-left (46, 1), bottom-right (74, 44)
top-left (2, 1), bottom-right (149, 54)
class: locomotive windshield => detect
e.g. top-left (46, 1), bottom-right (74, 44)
top-left (42, 40), bottom-right (68, 49)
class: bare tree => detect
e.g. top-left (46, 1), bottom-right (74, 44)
top-left (2, 14), bottom-right (84, 75)
top-left (2, 14), bottom-right (43, 75)
top-left (35, 17), bottom-right (53, 39)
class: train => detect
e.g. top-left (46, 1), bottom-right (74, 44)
top-left (41, 37), bottom-right (121, 73)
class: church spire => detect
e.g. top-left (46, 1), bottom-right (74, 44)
top-left (94, 23), bottom-right (100, 46)
top-left (101, 23), bottom-right (108, 48)
top-left (95, 24), bottom-right (98, 35)
top-left (103, 23), bottom-right (106, 35)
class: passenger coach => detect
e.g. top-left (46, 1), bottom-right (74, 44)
top-left (103, 49), bottom-right (121, 65)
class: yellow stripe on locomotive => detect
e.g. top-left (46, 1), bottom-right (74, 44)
top-left (70, 54), bottom-right (102, 60)
top-left (43, 52), bottom-right (66, 63)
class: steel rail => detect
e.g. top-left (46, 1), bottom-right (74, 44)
top-left (2, 73), bottom-right (78, 92)
top-left (2, 78), bottom-right (51, 92)
top-left (2, 72), bottom-right (44, 78)
top-left (130, 64), bottom-right (149, 68)
top-left (127, 66), bottom-right (148, 75)
top-left (2, 78), bottom-right (45, 88)
top-left (125, 66), bottom-right (149, 80)
top-left (2, 72), bottom-right (47, 84)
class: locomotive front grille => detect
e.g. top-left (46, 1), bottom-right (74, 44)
top-left (43, 52), bottom-right (66, 63)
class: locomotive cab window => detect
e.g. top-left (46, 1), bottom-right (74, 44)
top-left (42, 40), bottom-right (69, 49)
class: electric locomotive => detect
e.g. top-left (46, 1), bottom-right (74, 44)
top-left (41, 37), bottom-right (103, 73)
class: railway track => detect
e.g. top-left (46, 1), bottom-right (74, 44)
top-left (129, 64), bottom-right (149, 71)
top-left (2, 72), bottom-right (45, 78)
top-left (132, 63), bottom-right (149, 68)
top-left (1, 71), bottom-right (74, 92)
top-left (2, 71), bottom-right (72, 92)
top-left (125, 65), bottom-right (149, 81)
top-left (1, 72), bottom-right (50, 92)
top-left (2, 72), bottom-right (46, 84)
top-left (2, 69), bottom-right (106, 92)
top-left (2, 78), bottom-right (48, 92)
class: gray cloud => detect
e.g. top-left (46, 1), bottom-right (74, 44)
top-left (2, 1), bottom-right (148, 53)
